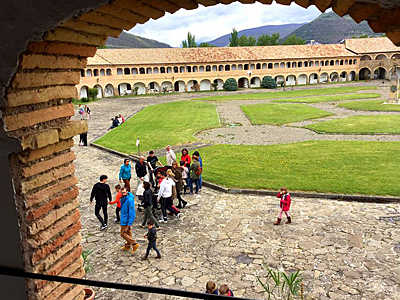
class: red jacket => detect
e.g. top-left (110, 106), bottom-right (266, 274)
top-left (181, 154), bottom-right (191, 167)
top-left (277, 192), bottom-right (291, 211)
top-left (109, 191), bottom-right (122, 208)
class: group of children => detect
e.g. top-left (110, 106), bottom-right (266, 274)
top-left (206, 281), bottom-right (234, 297)
top-left (77, 104), bottom-right (91, 120)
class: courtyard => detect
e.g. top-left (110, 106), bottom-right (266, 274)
top-left (75, 81), bottom-right (400, 299)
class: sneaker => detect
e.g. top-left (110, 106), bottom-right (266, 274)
top-left (131, 243), bottom-right (140, 255)
top-left (156, 226), bottom-right (161, 231)
top-left (100, 224), bottom-right (107, 231)
top-left (114, 219), bottom-right (120, 223)
top-left (121, 246), bottom-right (130, 251)
top-left (141, 256), bottom-right (148, 261)
top-left (163, 219), bottom-right (168, 223)
top-left (177, 213), bottom-right (181, 220)
top-left (155, 255), bottom-right (162, 259)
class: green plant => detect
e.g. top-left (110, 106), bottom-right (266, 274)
top-left (87, 88), bottom-right (98, 101)
top-left (133, 86), bottom-right (139, 96)
top-left (262, 76), bottom-right (277, 89)
top-left (223, 78), bottom-right (238, 91)
top-left (81, 97), bottom-right (89, 103)
top-left (82, 249), bottom-right (94, 274)
top-left (257, 264), bottom-right (303, 300)
top-left (211, 82), bottom-right (218, 91)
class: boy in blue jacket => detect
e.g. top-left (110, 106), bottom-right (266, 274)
top-left (119, 158), bottom-right (132, 192)
top-left (119, 187), bottom-right (139, 255)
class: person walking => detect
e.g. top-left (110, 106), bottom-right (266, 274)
top-left (189, 155), bottom-right (201, 194)
top-left (157, 171), bottom-right (176, 223)
top-left (135, 156), bottom-right (149, 193)
top-left (274, 187), bottom-right (292, 225)
top-left (90, 175), bottom-right (112, 230)
top-left (141, 182), bottom-right (160, 229)
top-left (141, 220), bottom-right (161, 260)
top-left (78, 104), bottom-right (85, 120)
top-left (147, 150), bottom-right (163, 188)
top-left (172, 161), bottom-right (187, 208)
top-left (165, 145), bottom-right (176, 167)
top-left (109, 184), bottom-right (122, 223)
top-left (119, 187), bottom-right (140, 254)
top-left (85, 105), bottom-right (91, 119)
top-left (193, 151), bottom-right (203, 190)
top-left (119, 158), bottom-right (132, 192)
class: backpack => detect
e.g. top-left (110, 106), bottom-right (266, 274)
top-left (195, 166), bottom-right (203, 176)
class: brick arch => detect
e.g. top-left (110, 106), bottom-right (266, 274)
top-left (3, 1), bottom-right (400, 300)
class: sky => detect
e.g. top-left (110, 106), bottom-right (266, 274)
top-left (129, 2), bottom-right (322, 47)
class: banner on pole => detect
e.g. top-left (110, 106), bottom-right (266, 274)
top-left (136, 138), bottom-right (140, 147)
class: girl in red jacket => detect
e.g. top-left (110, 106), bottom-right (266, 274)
top-left (109, 184), bottom-right (122, 223)
top-left (274, 186), bottom-right (291, 225)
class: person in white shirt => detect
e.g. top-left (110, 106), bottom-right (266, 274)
top-left (157, 171), bottom-right (179, 223)
top-left (165, 145), bottom-right (176, 166)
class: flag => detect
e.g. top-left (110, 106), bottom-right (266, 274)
top-left (136, 138), bottom-right (140, 147)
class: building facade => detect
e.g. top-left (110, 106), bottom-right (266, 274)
top-left (77, 37), bottom-right (400, 98)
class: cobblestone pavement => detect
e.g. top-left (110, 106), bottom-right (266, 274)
top-left (74, 82), bottom-right (400, 299)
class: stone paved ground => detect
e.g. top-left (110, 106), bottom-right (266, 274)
top-left (74, 82), bottom-right (400, 299)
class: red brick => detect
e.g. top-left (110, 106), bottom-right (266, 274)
top-left (19, 139), bottom-right (74, 164)
top-left (293, 0), bottom-right (310, 9)
top-left (31, 220), bottom-right (81, 264)
top-left (274, 0), bottom-right (292, 5)
top-left (145, 0), bottom-right (181, 13)
top-left (26, 41), bottom-right (97, 57)
top-left (20, 54), bottom-right (87, 70)
top-left (12, 71), bottom-right (80, 89)
top-left (349, 3), bottom-right (382, 24)
top-left (27, 209), bottom-right (80, 248)
top-left (314, 0), bottom-right (332, 12)
top-left (22, 151), bottom-right (76, 178)
top-left (79, 11), bottom-right (135, 31)
top-left (386, 31), bottom-right (400, 46)
top-left (21, 128), bottom-right (60, 151)
top-left (7, 85), bottom-right (76, 108)
top-left (60, 284), bottom-right (85, 300)
top-left (44, 28), bottom-right (107, 46)
top-left (332, 0), bottom-right (355, 16)
top-left (108, 0), bottom-right (165, 19)
top-left (60, 19), bottom-right (122, 38)
top-left (167, 0), bottom-right (199, 10)
top-left (4, 104), bottom-right (74, 131)
top-left (28, 199), bottom-right (79, 235)
top-left (57, 120), bottom-right (88, 140)
top-left (27, 187), bottom-right (79, 222)
top-left (22, 163), bottom-right (75, 194)
top-left (368, 8), bottom-right (400, 33)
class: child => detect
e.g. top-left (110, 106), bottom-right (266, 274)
top-left (141, 220), bottom-right (161, 260)
top-left (180, 161), bottom-right (189, 194)
top-left (274, 186), bottom-right (292, 225)
top-left (219, 284), bottom-right (234, 297)
top-left (109, 184), bottom-right (122, 223)
top-left (205, 281), bottom-right (218, 295)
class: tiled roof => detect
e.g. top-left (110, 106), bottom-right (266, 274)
top-left (345, 37), bottom-right (400, 54)
top-left (88, 44), bottom-right (355, 66)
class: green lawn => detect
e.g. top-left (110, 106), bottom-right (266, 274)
top-left (94, 101), bottom-right (219, 153)
top-left (241, 103), bottom-right (333, 125)
top-left (304, 115), bottom-right (400, 134)
top-left (194, 86), bottom-right (378, 101)
top-left (339, 100), bottom-right (400, 111)
top-left (271, 93), bottom-right (381, 103)
top-left (199, 141), bottom-right (400, 196)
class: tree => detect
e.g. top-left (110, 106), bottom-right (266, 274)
top-left (238, 35), bottom-right (256, 46)
top-left (229, 28), bottom-right (239, 47)
top-left (257, 33), bottom-right (280, 46)
top-left (282, 34), bottom-right (306, 45)
top-left (87, 88), bottom-right (98, 101)
top-left (223, 78), bottom-right (238, 91)
top-left (261, 76), bottom-right (277, 89)
top-left (198, 42), bottom-right (215, 47)
top-left (182, 32), bottom-right (197, 48)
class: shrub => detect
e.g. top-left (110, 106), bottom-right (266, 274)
top-left (81, 97), bottom-right (89, 102)
top-left (262, 76), bottom-right (277, 89)
top-left (133, 86), bottom-right (139, 96)
top-left (223, 78), bottom-right (238, 91)
top-left (87, 88), bottom-right (98, 100)
top-left (211, 82), bottom-right (218, 91)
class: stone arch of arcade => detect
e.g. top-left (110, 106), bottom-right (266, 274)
top-left (2, 1), bottom-right (400, 299)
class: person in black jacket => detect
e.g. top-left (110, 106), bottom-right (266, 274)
top-left (141, 220), bottom-right (161, 260)
top-left (141, 182), bottom-right (160, 228)
top-left (90, 175), bottom-right (112, 230)
top-left (135, 156), bottom-right (149, 194)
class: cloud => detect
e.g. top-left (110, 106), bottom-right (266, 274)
top-left (130, 2), bottom-right (321, 47)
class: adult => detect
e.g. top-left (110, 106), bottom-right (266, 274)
top-left (118, 114), bottom-right (125, 124)
top-left (157, 171), bottom-right (177, 223)
top-left (119, 187), bottom-right (140, 254)
top-left (142, 182), bottom-right (160, 228)
top-left (193, 151), bottom-right (203, 190)
top-left (147, 150), bottom-right (163, 188)
top-left (78, 104), bottom-right (85, 120)
top-left (189, 155), bottom-right (200, 195)
top-left (110, 117), bottom-right (119, 129)
top-left (119, 158), bottom-right (132, 192)
top-left (172, 161), bottom-right (187, 208)
top-left (90, 175), bottom-right (112, 230)
top-left (135, 156), bottom-right (149, 194)
top-left (165, 145), bottom-right (176, 167)
top-left (79, 132), bottom-right (88, 146)
top-left (85, 105), bottom-right (91, 119)
top-left (180, 148), bottom-right (191, 169)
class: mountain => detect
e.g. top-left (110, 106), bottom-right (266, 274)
top-left (206, 23), bottom-right (306, 47)
top-left (106, 31), bottom-right (171, 48)
top-left (288, 12), bottom-right (382, 44)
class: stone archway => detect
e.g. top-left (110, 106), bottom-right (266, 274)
top-left (2, 1), bottom-right (400, 300)
top-left (359, 67), bottom-right (372, 80)
top-left (374, 67), bottom-right (387, 79)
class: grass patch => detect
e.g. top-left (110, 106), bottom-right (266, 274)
top-left (94, 101), bottom-right (219, 153)
top-left (271, 93), bottom-right (380, 103)
top-left (72, 98), bottom-right (101, 106)
top-left (194, 86), bottom-right (378, 101)
top-left (339, 100), bottom-right (400, 111)
top-left (241, 103), bottom-right (333, 125)
top-left (199, 141), bottom-right (400, 196)
top-left (304, 115), bottom-right (400, 134)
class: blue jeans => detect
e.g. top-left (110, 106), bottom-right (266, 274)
top-left (199, 175), bottom-right (202, 189)
top-left (145, 241), bottom-right (160, 257)
top-left (189, 178), bottom-right (199, 194)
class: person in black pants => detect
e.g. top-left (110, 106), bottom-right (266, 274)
top-left (90, 175), bottom-right (112, 231)
top-left (141, 220), bottom-right (161, 260)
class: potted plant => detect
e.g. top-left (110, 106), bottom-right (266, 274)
top-left (82, 249), bottom-right (95, 299)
